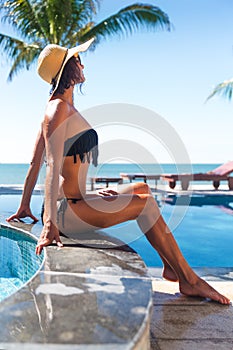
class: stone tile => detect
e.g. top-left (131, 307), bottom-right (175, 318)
top-left (150, 280), bottom-right (233, 348)
top-left (150, 302), bottom-right (233, 340)
top-left (45, 243), bottom-right (149, 278)
top-left (151, 280), bottom-right (233, 347)
top-left (155, 339), bottom-right (233, 350)
top-left (150, 337), bottom-right (161, 349)
top-left (0, 270), bottom-right (152, 345)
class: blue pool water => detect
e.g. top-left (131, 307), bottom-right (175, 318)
top-left (102, 194), bottom-right (233, 268)
top-left (0, 224), bottom-right (44, 302)
top-left (129, 194), bottom-right (233, 267)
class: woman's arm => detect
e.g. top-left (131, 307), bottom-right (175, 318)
top-left (7, 126), bottom-right (45, 222)
top-left (36, 100), bottom-right (69, 255)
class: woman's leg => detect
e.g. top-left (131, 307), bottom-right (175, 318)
top-left (116, 182), bottom-right (178, 281)
top-left (63, 190), bottom-right (230, 304)
top-left (136, 198), bottom-right (230, 304)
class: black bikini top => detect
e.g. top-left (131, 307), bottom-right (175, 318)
top-left (63, 128), bottom-right (98, 166)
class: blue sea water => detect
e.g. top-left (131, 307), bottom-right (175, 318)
top-left (0, 163), bottom-right (221, 185)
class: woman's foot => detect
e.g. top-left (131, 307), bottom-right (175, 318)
top-left (179, 276), bottom-right (231, 305)
top-left (162, 265), bottom-right (178, 282)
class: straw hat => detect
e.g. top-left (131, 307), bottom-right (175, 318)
top-left (37, 38), bottom-right (95, 93)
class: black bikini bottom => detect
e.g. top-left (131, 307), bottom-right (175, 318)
top-left (41, 198), bottom-right (82, 226)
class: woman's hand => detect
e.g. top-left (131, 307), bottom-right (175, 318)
top-left (36, 222), bottom-right (63, 255)
top-left (97, 189), bottom-right (119, 197)
top-left (6, 204), bottom-right (38, 223)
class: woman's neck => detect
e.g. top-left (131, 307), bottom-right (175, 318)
top-left (52, 86), bottom-right (74, 105)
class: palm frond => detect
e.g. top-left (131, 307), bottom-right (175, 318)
top-left (77, 0), bottom-right (100, 20)
top-left (65, 22), bottom-right (95, 47)
top-left (206, 79), bottom-right (233, 102)
top-left (7, 45), bottom-right (39, 81)
top-left (46, 0), bottom-right (73, 44)
top-left (0, 33), bottom-right (40, 80)
top-left (80, 3), bottom-right (171, 43)
top-left (0, 0), bottom-right (48, 40)
top-left (57, 0), bottom-right (100, 46)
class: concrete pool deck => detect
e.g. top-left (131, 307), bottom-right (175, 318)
top-left (0, 184), bottom-right (233, 349)
top-left (149, 267), bottom-right (233, 349)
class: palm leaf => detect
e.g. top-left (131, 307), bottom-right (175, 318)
top-left (56, 0), bottom-right (102, 46)
top-left (79, 3), bottom-right (171, 43)
top-left (206, 79), bottom-right (233, 101)
top-left (45, 0), bottom-right (98, 45)
top-left (7, 46), bottom-right (40, 81)
top-left (0, 0), bottom-right (48, 40)
top-left (0, 33), bottom-right (40, 80)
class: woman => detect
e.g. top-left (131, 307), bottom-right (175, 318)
top-left (7, 38), bottom-right (230, 305)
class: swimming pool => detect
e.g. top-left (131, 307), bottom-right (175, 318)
top-left (0, 224), bottom-right (44, 302)
top-left (129, 194), bottom-right (233, 267)
top-left (0, 193), bottom-right (233, 270)
top-left (101, 194), bottom-right (233, 268)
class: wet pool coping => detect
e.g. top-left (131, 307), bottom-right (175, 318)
top-left (0, 222), bottom-right (153, 349)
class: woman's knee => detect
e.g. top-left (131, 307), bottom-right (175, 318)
top-left (136, 195), bottom-right (161, 232)
top-left (133, 182), bottom-right (151, 194)
top-left (136, 193), bottom-right (160, 217)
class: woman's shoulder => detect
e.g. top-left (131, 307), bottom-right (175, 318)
top-left (44, 98), bottom-right (71, 122)
top-left (47, 97), bottom-right (70, 111)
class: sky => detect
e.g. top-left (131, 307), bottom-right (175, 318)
top-left (0, 0), bottom-right (233, 164)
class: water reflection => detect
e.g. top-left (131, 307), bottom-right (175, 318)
top-left (161, 194), bottom-right (233, 215)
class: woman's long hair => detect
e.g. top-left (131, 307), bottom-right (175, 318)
top-left (50, 56), bottom-right (83, 95)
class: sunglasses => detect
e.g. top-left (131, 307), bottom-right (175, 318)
top-left (74, 53), bottom-right (82, 65)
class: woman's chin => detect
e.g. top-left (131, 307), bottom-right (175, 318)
top-left (76, 77), bottom-right (85, 84)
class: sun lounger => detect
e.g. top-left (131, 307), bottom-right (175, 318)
top-left (120, 173), bottom-right (160, 187)
top-left (161, 161), bottom-right (233, 190)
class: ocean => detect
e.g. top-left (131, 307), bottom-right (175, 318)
top-left (0, 163), bottom-right (221, 185)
